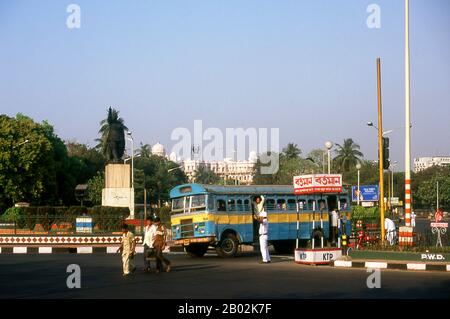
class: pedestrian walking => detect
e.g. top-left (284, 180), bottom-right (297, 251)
top-left (384, 217), bottom-right (397, 246)
top-left (117, 224), bottom-right (136, 277)
top-left (411, 210), bottom-right (416, 227)
top-left (143, 217), bottom-right (156, 272)
top-left (153, 217), bottom-right (171, 273)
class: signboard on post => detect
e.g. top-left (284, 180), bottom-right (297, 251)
top-left (351, 185), bottom-right (379, 202)
top-left (293, 174), bottom-right (342, 195)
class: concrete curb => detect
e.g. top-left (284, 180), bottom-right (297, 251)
top-left (333, 260), bottom-right (450, 272)
top-left (0, 246), bottom-right (170, 254)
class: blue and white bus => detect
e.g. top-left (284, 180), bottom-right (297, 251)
top-left (170, 184), bottom-right (351, 257)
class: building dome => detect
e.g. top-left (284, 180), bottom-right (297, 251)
top-left (152, 142), bottom-right (166, 157)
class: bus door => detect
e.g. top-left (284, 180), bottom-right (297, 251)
top-left (326, 195), bottom-right (337, 241)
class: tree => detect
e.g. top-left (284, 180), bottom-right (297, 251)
top-left (306, 149), bottom-right (326, 173)
top-left (86, 172), bottom-right (104, 205)
top-left (283, 143), bottom-right (301, 159)
top-left (97, 107), bottom-right (128, 163)
top-left (194, 166), bottom-right (220, 185)
top-left (413, 165), bottom-right (450, 210)
top-left (0, 114), bottom-right (54, 210)
top-left (333, 138), bottom-right (364, 172)
top-left (252, 147), bottom-right (318, 185)
top-left (139, 143), bottom-right (152, 158)
top-left (134, 155), bottom-right (188, 207)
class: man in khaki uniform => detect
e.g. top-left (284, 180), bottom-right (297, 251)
top-left (153, 217), bottom-right (171, 273)
top-left (117, 224), bottom-right (136, 276)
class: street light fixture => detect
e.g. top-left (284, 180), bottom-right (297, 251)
top-left (168, 166), bottom-right (183, 173)
top-left (12, 139), bottom-right (29, 149)
top-left (325, 141), bottom-right (333, 174)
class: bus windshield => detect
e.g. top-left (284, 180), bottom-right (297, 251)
top-left (171, 195), bottom-right (207, 214)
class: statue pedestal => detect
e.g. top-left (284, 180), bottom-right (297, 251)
top-left (101, 164), bottom-right (134, 218)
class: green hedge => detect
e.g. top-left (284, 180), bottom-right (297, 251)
top-left (351, 206), bottom-right (380, 223)
top-left (1, 205), bottom-right (129, 233)
top-left (0, 207), bottom-right (26, 228)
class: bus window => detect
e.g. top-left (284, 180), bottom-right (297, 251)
top-left (191, 195), bottom-right (206, 209)
top-left (266, 198), bottom-right (276, 211)
top-left (277, 199), bottom-right (286, 210)
top-left (228, 199), bottom-right (236, 211)
top-left (217, 199), bottom-right (226, 212)
top-left (287, 198), bottom-right (296, 210)
top-left (236, 199), bottom-right (243, 212)
top-left (244, 199), bottom-right (250, 211)
top-left (318, 199), bottom-right (327, 211)
top-left (308, 199), bottom-right (316, 211)
top-left (172, 197), bottom-right (184, 212)
top-left (297, 199), bottom-right (306, 210)
top-left (208, 195), bottom-right (215, 211)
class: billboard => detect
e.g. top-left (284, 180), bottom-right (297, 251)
top-left (351, 185), bottom-right (379, 202)
top-left (293, 174), bottom-right (342, 195)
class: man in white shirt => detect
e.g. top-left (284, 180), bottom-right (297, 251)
top-left (330, 209), bottom-right (339, 246)
top-left (143, 218), bottom-right (157, 272)
top-left (254, 207), bottom-right (271, 263)
top-left (411, 210), bottom-right (416, 227)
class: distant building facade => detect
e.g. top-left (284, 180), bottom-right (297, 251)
top-left (148, 142), bottom-right (257, 184)
top-left (413, 156), bottom-right (450, 173)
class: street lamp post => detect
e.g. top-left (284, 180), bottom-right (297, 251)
top-left (390, 161), bottom-right (398, 209)
top-left (356, 163), bottom-right (362, 206)
top-left (126, 131), bottom-right (135, 218)
top-left (325, 141), bottom-right (333, 174)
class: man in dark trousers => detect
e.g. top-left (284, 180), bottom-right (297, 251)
top-left (153, 217), bottom-right (171, 273)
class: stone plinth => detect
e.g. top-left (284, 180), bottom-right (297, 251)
top-left (102, 164), bottom-right (134, 217)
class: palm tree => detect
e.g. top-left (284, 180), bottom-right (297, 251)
top-left (283, 143), bottom-right (301, 159)
top-left (139, 143), bottom-right (152, 158)
top-left (333, 138), bottom-right (364, 172)
top-left (97, 107), bottom-right (128, 162)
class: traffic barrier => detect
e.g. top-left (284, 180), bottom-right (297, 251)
top-left (399, 226), bottom-right (414, 247)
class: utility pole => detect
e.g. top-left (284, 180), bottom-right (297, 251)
top-left (377, 57), bottom-right (386, 243)
top-left (404, 0), bottom-right (412, 227)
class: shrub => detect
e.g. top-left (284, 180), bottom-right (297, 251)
top-left (88, 206), bottom-right (129, 232)
top-left (0, 207), bottom-right (26, 228)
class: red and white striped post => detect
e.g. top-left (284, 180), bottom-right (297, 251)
top-left (402, 0), bottom-right (414, 246)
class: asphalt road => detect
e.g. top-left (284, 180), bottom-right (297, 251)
top-left (0, 252), bottom-right (449, 299)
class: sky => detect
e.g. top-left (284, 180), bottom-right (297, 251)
top-left (1, 0), bottom-right (450, 169)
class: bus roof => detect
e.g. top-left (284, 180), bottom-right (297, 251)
top-left (170, 183), bottom-right (348, 198)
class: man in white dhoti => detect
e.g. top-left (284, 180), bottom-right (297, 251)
top-left (384, 217), bottom-right (396, 246)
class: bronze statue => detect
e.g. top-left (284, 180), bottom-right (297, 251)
top-left (99, 107), bottom-right (128, 163)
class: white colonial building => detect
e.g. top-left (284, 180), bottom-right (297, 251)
top-left (182, 156), bottom-right (257, 185)
top-left (149, 142), bottom-right (257, 184)
top-left (413, 156), bottom-right (450, 173)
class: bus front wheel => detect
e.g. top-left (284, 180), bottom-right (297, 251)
top-left (184, 244), bottom-right (208, 258)
top-left (216, 233), bottom-right (239, 258)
